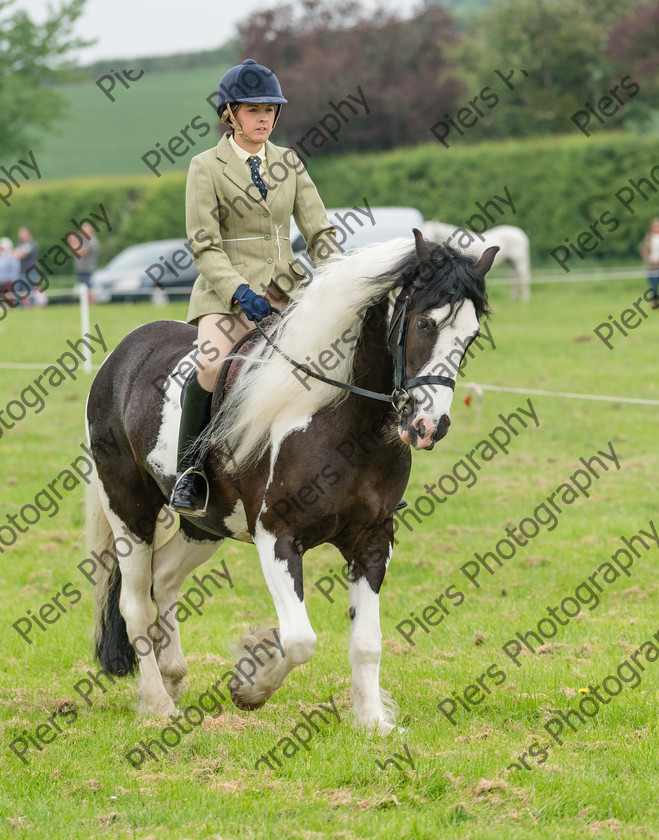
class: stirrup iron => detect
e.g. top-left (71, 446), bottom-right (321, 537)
top-left (169, 466), bottom-right (210, 517)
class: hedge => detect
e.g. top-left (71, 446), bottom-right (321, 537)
top-left (1, 131), bottom-right (656, 276)
top-left (309, 131), bottom-right (658, 267)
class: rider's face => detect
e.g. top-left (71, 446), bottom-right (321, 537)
top-left (235, 103), bottom-right (276, 148)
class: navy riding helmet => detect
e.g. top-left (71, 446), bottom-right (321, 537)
top-left (216, 59), bottom-right (287, 124)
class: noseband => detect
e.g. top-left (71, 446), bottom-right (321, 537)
top-left (253, 288), bottom-right (457, 414)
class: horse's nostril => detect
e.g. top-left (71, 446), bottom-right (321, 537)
top-left (417, 420), bottom-right (426, 439)
top-left (433, 415), bottom-right (451, 440)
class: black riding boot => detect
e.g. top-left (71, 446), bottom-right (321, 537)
top-left (169, 373), bottom-right (213, 517)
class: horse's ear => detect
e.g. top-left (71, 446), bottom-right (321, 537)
top-left (413, 228), bottom-right (433, 266)
top-left (475, 246), bottom-right (500, 278)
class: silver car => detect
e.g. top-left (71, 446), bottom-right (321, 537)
top-left (290, 205), bottom-right (424, 262)
top-left (92, 239), bottom-right (198, 303)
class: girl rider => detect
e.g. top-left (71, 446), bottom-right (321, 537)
top-left (170, 59), bottom-right (336, 516)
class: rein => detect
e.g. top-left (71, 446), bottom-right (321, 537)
top-left (252, 290), bottom-right (456, 413)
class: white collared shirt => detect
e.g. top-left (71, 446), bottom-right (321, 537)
top-left (229, 134), bottom-right (267, 173)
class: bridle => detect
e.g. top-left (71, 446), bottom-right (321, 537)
top-left (253, 286), bottom-right (457, 414)
top-left (387, 293), bottom-right (456, 410)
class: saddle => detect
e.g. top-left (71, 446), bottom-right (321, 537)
top-left (179, 313), bottom-right (281, 415)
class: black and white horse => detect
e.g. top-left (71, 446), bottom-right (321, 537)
top-left (86, 230), bottom-right (497, 733)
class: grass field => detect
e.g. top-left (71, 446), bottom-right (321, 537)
top-left (0, 274), bottom-right (657, 839)
top-left (34, 65), bottom-right (229, 181)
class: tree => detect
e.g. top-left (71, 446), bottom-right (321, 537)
top-left (452, 0), bottom-right (642, 141)
top-left (0, 0), bottom-right (92, 158)
top-left (606, 2), bottom-right (659, 117)
top-left (236, 0), bottom-right (465, 154)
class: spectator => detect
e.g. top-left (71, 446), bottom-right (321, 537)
top-left (75, 222), bottom-right (100, 293)
top-left (13, 227), bottom-right (39, 308)
top-left (640, 218), bottom-right (659, 311)
top-left (0, 237), bottom-right (20, 308)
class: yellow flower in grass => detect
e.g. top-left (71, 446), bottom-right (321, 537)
top-left (578, 688), bottom-right (589, 693)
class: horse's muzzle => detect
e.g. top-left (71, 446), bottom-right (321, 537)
top-left (399, 413), bottom-right (451, 450)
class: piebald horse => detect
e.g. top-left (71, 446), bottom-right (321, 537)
top-left (86, 230), bottom-right (497, 734)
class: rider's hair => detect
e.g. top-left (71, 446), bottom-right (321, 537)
top-left (220, 102), bottom-right (242, 134)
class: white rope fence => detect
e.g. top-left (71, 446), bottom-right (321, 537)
top-left (487, 267), bottom-right (644, 286)
top-left (458, 382), bottom-right (659, 407)
top-left (1, 357), bottom-right (657, 411)
top-left (457, 382), bottom-right (659, 422)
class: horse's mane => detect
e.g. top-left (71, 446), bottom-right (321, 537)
top-left (196, 237), bottom-right (489, 475)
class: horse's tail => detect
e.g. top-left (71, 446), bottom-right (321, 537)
top-left (87, 462), bottom-right (137, 676)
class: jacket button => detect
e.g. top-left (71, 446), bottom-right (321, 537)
top-left (266, 257), bottom-right (273, 264)
top-left (264, 234), bottom-right (271, 240)
top-left (263, 211), bottom-right (270, 218)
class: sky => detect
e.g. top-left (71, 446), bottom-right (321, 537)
top-left (14, 0), bottom-right (423, 63)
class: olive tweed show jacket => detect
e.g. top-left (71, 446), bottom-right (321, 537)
top-left (186, 133), bottom-right (336, 321)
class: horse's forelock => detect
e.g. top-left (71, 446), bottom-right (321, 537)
top-left (403, 243), bottom-right (490, 321)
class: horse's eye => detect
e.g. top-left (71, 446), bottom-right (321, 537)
top-left (418, 318), bottom-right (431, 332)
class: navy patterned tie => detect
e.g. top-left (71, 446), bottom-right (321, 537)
top-left (248, 155), bottom-right (268, 201)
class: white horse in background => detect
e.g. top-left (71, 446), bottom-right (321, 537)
top-left (423, 220), bottom-right (531, 302)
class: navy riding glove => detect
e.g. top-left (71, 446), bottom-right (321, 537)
top-left (232, 283), bottom-right (272, 322)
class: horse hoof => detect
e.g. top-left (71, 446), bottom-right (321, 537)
top-left (162, 676), bottom-right (186, 703)
top-left (138, 695), bottom-right (176, 717)
top-left (231, 694), bottom-right (267, 711)
top-left (229, 682), bottom-right (268, 711)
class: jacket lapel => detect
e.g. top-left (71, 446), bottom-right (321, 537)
top-left (215, 135), bottom-right (292, 210)
top-left (216, 134), bottom-right (255, 196)
top-left (262, 142), bottom-right (289, 211)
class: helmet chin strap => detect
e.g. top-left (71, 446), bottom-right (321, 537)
top-left (223, 102), bottom-right (283, 135)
